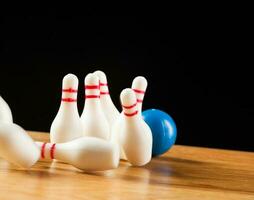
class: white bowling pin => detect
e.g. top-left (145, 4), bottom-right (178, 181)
top-left (50, 74), bottom-right (83, 143)
top-left (36, 137), bottom-right (119, 171)
top-left (93, 70), bottom-right (120, 130)
top-left (116, 88), bottom-right (152, 166)
top-left (131, 76), bottom-right (147, 115)
top-left (111, 113), bottom-right (126, 160)
top-left (0, 123), bottom-right (40, 168)
top-left (0, 96), bottom-right (13, 123)
top-left (111, 76), bottom-right (148, 160)
top-left (81, 73), bottom-right (110, 140)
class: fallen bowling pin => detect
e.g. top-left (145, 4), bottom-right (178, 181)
top-left (50, 73), bottom-right (84, 143)
top-left (0, 123), bottom-right (40, 168)
top-left (93, 70), bottom-right (120, 130)
top-left (36, 137), bottom-right (120, 171)
top-left (0, 96), bottom-right (13, 123)
top-left (81, 73), bottom-right (110, 140)
top-left (115, 88), bottom-right (152, 166)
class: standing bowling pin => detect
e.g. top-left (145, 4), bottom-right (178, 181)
top-left (131, 76), bottom-right (147, 115)
top-left (116, 88), bottom-right (152, 166)
top-left (111, 76), bottom-right (148, 160)
top-left (36, 137), bottom-right (119, 171)
top-left (93, 70), bottom-right (120, 130)
top-left (81, 73), bottom-right (110, 140)
top-left (0, 123), bottom-right (40, 168)
top-left (50, 74), bottom-right (83, 143)
top-left (0, 96), bottom-right (13, 123)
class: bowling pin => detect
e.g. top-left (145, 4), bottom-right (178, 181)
top-left (81, 73), bottom-right (110, 140)
top-left (0, 96), bottom-right (13, 123)
top-left (50, 74), bottom-right (83, 143)
top-left (36, 137), bottom-right (119, 171)
top-left (0, 123), bottom-right (40, 168)
top-left (131, 76), bottom-right (147, 115)
top-left (113, 88), bottom-right (152, 166)
top-left (93, 70), bottom-right (120, 130)
top-left (111, 76), bottom-right (148, 159)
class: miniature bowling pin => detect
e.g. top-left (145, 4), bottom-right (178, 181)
top-left (0, 123), bottom-right (40, 168)
top-left (93, 70), bottom-right (119, 130)
top-left (131, 76), bottom-right (147, 115)
top-left (113, 88), bottom-right (152, 166)
top-left (0, 96), bottom-right (13, 123)
top-left (50, 74), bottom-right (84, 143)
top-left (81, 73), bottom-right (110, 140)
top-left (36, 137), bottom-right (119, 171)
top-left (111, 76), bottom-right (148, 160)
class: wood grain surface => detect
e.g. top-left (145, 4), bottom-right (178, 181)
top-left (0, 131), bottom-right (254, 200)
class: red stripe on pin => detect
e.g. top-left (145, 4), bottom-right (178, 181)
top-left (85, 85), bottom-right (100, 89)
top-left (133, 89), bottom-right (145, 94)
top-left (62, 88), bottom-right (78, 93)
top-left (100, 92), bottom-right (109, 95)
top-left (124, 110), bottom-right (138, 117)
top-left (122, 102), bottom-right (137, 109)
top-left (100, 82), bottom-right (108, 86)
top-left (41, 142), bottom-right (47, 159)
top-left (50, 143), bottom-right (56, 159)
top-left (61, 98), bottom-right (77, 102)
top-left (137, 99), bottom-right (143, 103)
top-left (85, 95), bottom-right (100, 98)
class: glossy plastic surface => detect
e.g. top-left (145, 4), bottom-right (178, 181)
top-left (142, 109), bottom-right (177, 156)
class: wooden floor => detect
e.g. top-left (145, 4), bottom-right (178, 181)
top-left (0, 131), bottom-right (254, 200)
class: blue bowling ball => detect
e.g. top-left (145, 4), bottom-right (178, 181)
top-left (142, 109), bottom-right (177, 157)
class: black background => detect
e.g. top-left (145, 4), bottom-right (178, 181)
top-left (1, 12), bottom-right (253, 151)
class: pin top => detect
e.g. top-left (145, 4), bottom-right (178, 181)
top-left (62, 74), bottom-right (79, 89)
top-left (85, 73), bottom-right (99, 86)
top-left (120, 88), bottom-right (137, 107)
top-left (93, 70), bottom-right (107, 84)
top-left (131, 76), bottom-right (147, 92)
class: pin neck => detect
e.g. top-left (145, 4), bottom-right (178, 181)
top-left (133, 88), bottom-right (145, 115)
top-left (124, 110), bottom-right (138, 117)
top-left (133, 89), bottom-right (145, 94)
top-left (122, 102), bottom-right (137, 109)
top-left (61, 98), bottom-right (77, 102)
top-left (85, 95), bottom-right (100, 99)
top-left (133, 89), bottom-right (145, 103)
top-left (136, 100), bottom-right (143, 115)
top-left (122, 102), bottom-right (138, 117)
top-left (40, 143), bottom-right (56, 160)
top-left (100, 92), bottom-right (110, 95)
top-left (84, 95), bottom-right (101, 112)
top-left (99, 81), bottom-right (110, 96)
top-left (85, 85), bottom-right (100, 89)
top-left (62, 88), bottom-right (78, 93)
top-left (61, 87), bottom-right (78, 102)
top-left (99, 81), bottom-right (108, 86)
top-left (84, 84), bottom-right (100, 98)
top-left (59, 99), bottom-right (79, 113)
